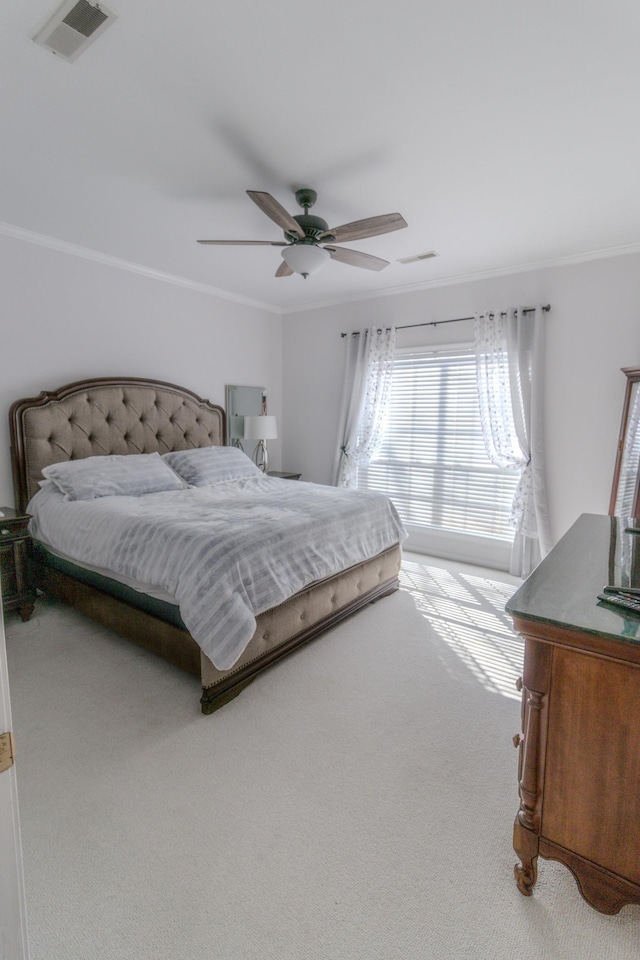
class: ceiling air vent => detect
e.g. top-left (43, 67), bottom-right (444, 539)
top-left (33, 0), bottom-right (117, 62)
top-left (397, 251), bottom-right (438, 265)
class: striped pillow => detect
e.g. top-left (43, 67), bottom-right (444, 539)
top-left (42, 452), bottom-right (185, 501)
top-left (163, 446), bottom-right (261, 486)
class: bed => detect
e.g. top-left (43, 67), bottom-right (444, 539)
top-left (9, 376), bottom-right (404, 713)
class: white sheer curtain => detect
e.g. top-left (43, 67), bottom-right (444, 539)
top-left (474, 306), bottom-right (551, 577)
top-left (334, 326), bottom-right (396, 488)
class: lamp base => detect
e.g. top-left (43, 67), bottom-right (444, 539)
top-left (252, 440), bottom-right (269, 473)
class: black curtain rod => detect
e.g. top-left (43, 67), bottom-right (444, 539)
top-left (397, 303), bottom-right (550, 331)
top-left (340, 304), bottom-right (550, 337)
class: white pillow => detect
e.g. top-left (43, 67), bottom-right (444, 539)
top-left (42, 452), bottom-right (185, 501)
top-left (163, 446), bottom-right (261, 486)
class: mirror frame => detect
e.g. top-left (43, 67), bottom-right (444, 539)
top-left (609, 366), bottom-right (640, 518)
top-left (224, 384), bottom-right (267, 455)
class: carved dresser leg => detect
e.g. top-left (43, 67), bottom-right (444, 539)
top-left (514, 856), bottom-right (538, 896)
top-left (512, 682), bottom-right (547, 897)
top-left (513, 816), bottom-right (540, 896)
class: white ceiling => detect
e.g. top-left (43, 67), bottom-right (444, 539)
top-left (2, 0), bottom-right (640, 313)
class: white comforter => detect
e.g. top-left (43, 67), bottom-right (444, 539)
top-left (28, 476), bottom-right (406, 669)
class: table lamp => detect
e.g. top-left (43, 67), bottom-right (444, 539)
top-left (244, 415), bottom-right (277, 473)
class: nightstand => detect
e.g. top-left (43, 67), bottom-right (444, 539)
top-left (267, 471), bottom-right (302, 480)
top-left (0, 507), bottom-right (36, 621)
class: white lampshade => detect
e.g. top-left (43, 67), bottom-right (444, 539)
top-left (243, 415), bottom-right (278, 441)
top-left (281, 244), bottom-right (330, 278)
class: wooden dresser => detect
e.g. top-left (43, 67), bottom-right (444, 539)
top-left (506, 513), bottom-right (640, 914)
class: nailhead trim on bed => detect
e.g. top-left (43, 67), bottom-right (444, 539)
top-left (14, 382), bottom-right (225, 506)
top-left (199, 545), bottom-right (402, 689)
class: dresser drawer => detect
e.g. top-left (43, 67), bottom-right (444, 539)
top-left (0, 517), bottom-right (30, 541)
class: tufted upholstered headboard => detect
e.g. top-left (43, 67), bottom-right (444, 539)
top-left (9, 377), bottom-right (226, 512)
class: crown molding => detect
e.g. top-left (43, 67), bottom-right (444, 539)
top-left (2, 218), bottom-right (640, 318)
top-left (281, 240), bottom-right (640, 314)
top-left (0, 220), bottom-right (281, 314)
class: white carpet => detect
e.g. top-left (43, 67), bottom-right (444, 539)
top-left (5, 553), bottom-right (639, 960)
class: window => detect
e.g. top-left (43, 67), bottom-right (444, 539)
top-left (357, 344), bottom-right (519, 568)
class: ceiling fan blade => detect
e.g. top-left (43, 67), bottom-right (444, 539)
top-left (246, 190), bottom-right (305, 239)
top-left (326, 246), bottom-right (389, 271)
top-left (275, 260), bottom-right (293, 277)
top-left (197, 240), bottom-right (288, 246)
top-left (322, 212), bottom-right (407, 244)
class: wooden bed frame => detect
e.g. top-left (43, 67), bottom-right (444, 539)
top-left (9, 376), bottom-right (401, 713)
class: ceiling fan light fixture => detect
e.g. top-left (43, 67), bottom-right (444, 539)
top-left (281, 244), bottom-right (330, 278)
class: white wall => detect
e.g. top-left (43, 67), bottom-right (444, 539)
top-left (282, 253), bottom-right (640, 548)
top-left (4, 234), bottom-right (639, 551)
top-left (0, 234), bottom-right (282, 507)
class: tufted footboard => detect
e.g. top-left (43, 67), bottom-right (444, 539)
top-left (198, 544), bottom-right (401, 712)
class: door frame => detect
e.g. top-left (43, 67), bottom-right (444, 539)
top-left (0, 582), bottom-right (30, 959)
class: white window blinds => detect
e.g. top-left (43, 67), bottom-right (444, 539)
top-left (357, 345), bottom-right (519, 543)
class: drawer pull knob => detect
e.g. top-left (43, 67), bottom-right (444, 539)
top-left (515, 676), bottom-right (523, 692)
top-left (1, 529), bottom-right (9, 536)
top-left (513, 733), bottom-right (523, 748)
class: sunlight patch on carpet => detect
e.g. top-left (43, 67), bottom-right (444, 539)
top-left (400, 560), bottom-right (522, 700)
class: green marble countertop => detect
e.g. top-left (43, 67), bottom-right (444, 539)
top-left (505, 513), bottom-right (640, 646)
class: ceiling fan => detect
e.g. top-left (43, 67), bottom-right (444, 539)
top-left (197, 188), bottom-right (407, 279)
